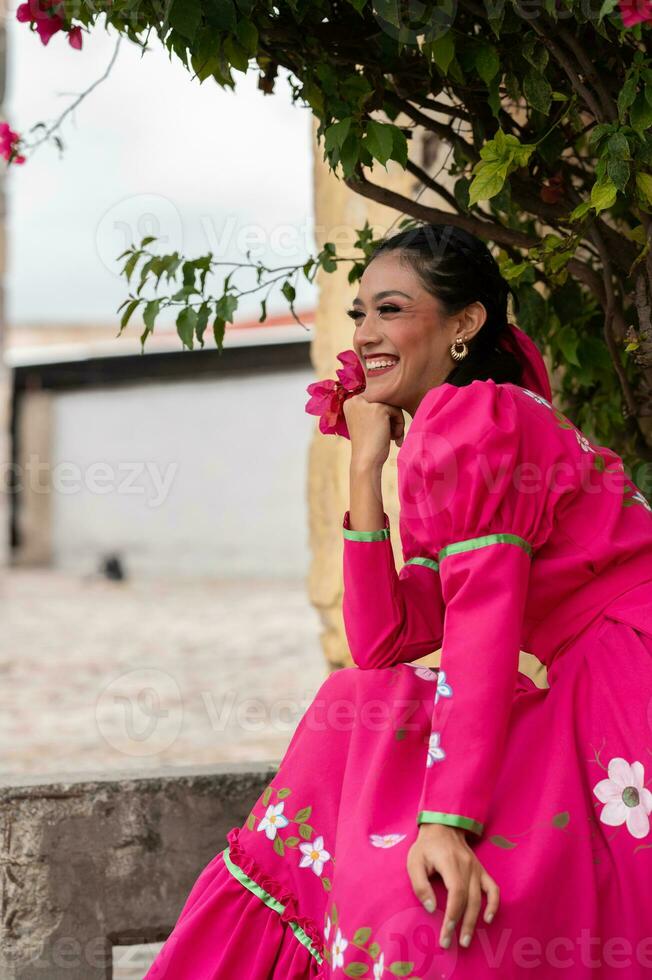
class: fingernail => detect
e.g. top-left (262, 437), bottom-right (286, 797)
top-left (446, 918), bottom-right (457, 932)
top-left (485, 912), bottom-right (494, 924)
top-left (461, 933), bottom-right (472, 948)
top-left (440, 935), bottom-right (451, 949)
top-left (423, 899), bottom-right (435, 913)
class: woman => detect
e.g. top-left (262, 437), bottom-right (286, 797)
top-left (144, 224), bottom-right (652, 980)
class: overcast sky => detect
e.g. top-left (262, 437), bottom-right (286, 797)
top-left (5, 15), bottom-right (315, 327)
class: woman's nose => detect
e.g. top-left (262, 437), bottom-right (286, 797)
top-left (355, 313), bottom-right (382, 345)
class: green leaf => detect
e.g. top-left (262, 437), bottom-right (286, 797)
top-left (635, 172), bottom-right (652, 204)
top-left (389, 963), bottom-right (415, 976)
top-left (215, 293), bottom-right (239, 323)
top-left (224, 35), bottom-right (249, 72)
top-left (236, 18), bottom-right (258, 55)
top-left (284, 836), bottom-right (300, 847)
top-left (606, 132), bottom-right (631, 161)
top-left (321, 876), bottom-right (332, 890)
top-left (391, 126), bottom-right (408, 168)
top-left (119, 298), bottom-right (140, 333)
top-left (272, 834), bottom-right (285, 856)
top-left (276, 787), bottom-right (292, 799)
top-left (142, 299), bottom-right (161, 339)
top-left (282, 280), bottom-right (296, 303)
top-left (205, 0), bottom-right (237, 29)
top-left (123, 252), bottom-right (140, 284)
top-left (176, 307), bottom-right (197, 350)
top-left (489, 834), bottom-right (518, 849)
top-left (568, 200), bottom-right (591, 222)
top-left (523, 68), bottom-right (552, 114)
top-left (262, 785), bottom-right (273, 806)
top-left (343, 964), bottom-right (369, 977)
top-left (324, 118), bottom-right (352, 153)
top-left (630, 91), bottom-right (652, 134)
top-left (368, 943), bottom-right (381, 959)
top-left (353, 927), bottom-right (372, 945)
top-left (606, 157), bottom-right (630, 192)
top-left (340, 132), bottom-right (360, 178)
top-left (169, 0), bottom-right (201, 41)
top-left (429, 31), bottom-right (455, 73)
top-left (293, 806), bottom-right (312, 822)
top-left (474, 42), bottom-right (499, 84)
top-left (522, 36), bottom-right (548, 72)
top-left (618, 74), bottom-right (638, 123)
top-left (298, 823), bottom-right (313, 840)
top-left (556, 325), bottom-right (581, 366)
top-left (246, 812), bottom-right (256, 831)
top-left (468, 159), bottom-right (508, 205)
top-left (195, 302), bottom-right (211, 347)
top-left (365, 120), bottom-right (395, 166)
top-left (213, 316), bottom-right (226, 349)
top-left (590, 176), bottom-right (618, 213)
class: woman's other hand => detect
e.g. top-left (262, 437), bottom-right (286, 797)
top-left (343, 394), bottom-right (405, 470)
top-left (407, 823), bottom-right (500, 949)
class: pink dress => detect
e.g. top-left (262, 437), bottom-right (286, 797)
top-left (144, 379), bottom-right (652, 980)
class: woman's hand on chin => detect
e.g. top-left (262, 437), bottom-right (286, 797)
top-left (343, 394), bottom-right (405, 471)
top-left (406, 822), bottom-right (500, 950)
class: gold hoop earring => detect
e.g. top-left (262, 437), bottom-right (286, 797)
top-left (450, 336), bottom-right (469, 362)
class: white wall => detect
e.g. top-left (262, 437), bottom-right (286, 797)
top-left (50, 368), bottom-right (316, 578)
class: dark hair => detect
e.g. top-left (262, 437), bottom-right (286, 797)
top-left (367, 223), bottom-right (523, 387)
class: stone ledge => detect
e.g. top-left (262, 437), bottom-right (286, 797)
top-left (0, 762), bottom-right (279, 980)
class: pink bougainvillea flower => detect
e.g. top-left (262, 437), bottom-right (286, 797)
top-left (67, 25), bottom-right (83, 49)
top-left (618, 0), bottom-right (652, 25)
top-left (16, 0), bottom-right (83, 48)
top-left (0, 122), bottom-right (26, 166)
top-left (305, 348), bottom-right (366, 439)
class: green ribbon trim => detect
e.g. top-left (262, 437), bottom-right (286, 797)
top-left (417, 810), bottom-right (484, 836)
top-left (405, 556), bottom-right (440, 572)
top-left (438, 533), bottom-right (532, 562)
top-left (343, 527), bottom-right (390, 541)
top-left (222, 846), bottom-right (324, 964)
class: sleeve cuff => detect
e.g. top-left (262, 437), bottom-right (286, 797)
top-left (342, 510), bottom-right (390, 541)
top-left (417, 810), bottom-right (484, 837)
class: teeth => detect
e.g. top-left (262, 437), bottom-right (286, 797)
top-left (367, 359), bottom-right (398, 370)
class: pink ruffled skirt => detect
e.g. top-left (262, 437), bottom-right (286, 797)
top-left (144, 591), bottom-right (652, 980)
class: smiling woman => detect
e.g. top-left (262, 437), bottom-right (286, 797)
top-left (144, 224), bottom-right (652, 980)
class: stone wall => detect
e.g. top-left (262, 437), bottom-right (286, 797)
top-left (0, 763), bottom-right (277, 979)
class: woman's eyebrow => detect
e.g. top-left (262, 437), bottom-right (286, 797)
top-left (351, 290), bottom-right (413, 307)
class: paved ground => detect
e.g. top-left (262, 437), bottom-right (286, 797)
top-left (1, 568), bottom-right (327, 777)
top-left (1, 567), bottom-right (329, 979)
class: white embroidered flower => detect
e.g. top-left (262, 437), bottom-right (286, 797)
top-left (332, 927), bottom-right (348, 968)
top-left (369, 833), bottom-right (407, 848)
top-left (435, 669), bottom-right (453, 704)
top-left (324, 915), bottom-right (331, 941)
top-left (298, 835), bottom-right (331, 875)
top-left (373, 951), bottom-right (385, 979)
top-left (426, 731), bottom-right (446, 767)
top-left (575, 430), bottom-right (594, 453)
top-left (257, 802), bottom-right (289, 840)
top-left (521, 388), bottom-right (552, 408)
top-left (593, 758), bottom-right (652, 839)
top-left (632, 490), bottom-right (652, 512)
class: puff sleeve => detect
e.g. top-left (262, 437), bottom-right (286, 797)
top-left (342, 510), bottom-right (444, 670)
top-left (397, 381), bottom-right (552, 838)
